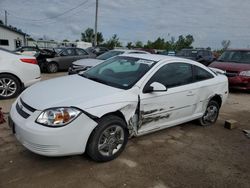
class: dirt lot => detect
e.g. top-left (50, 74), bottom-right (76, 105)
top-left (0, 73), bottom-right (250, 188)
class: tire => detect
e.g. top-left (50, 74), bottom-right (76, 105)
top-left (87, 115), bottom-right (128, 162)
top-left (47, 62), bottom-right (58, 73)
top-left (199, 100), bottom-right (220, 126)
top-left (0, 74), bottom-right (21, 99)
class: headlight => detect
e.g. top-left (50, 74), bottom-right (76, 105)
top-left (239, 71), bottom-right (250, 77)
top-left (36, 107), bottom-right (81, 127)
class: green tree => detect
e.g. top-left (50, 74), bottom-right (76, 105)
top-left (103, 34), bottom-right (122, 49)
top-left (135, 41), bottom-right (143, 48)
top-left (63, 39), bottom-right (69, 42)
top-left (81, 28), bottom-right (104, 45)
top-left (126, 42), bottom-right (133, 49)
top-left (0, 20), bottom-right (3, 25)
top-left (152, 37), bottom-right (166, 49)
top-left (174, 35), bottom-right (194, 51)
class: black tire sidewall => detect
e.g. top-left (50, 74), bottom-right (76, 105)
top-left (200, 100), bottom-right (220, 126)
top-left (47, 63), bottom-right (58, 73)
top-left (87, 115), bottom-right (128, 162)
top-left (0, 74), bottom-right (21, 99)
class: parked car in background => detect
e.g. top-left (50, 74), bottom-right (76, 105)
top-left (15, 46), bottom-right (40, 56)
top-left (44, 47), bottom-right (96, 73)
top-left (86, 46), bottom-right (109, 56)
top-left (158, 50), bottom-right (176, 56)
top-left (9, 54), bottom-right (228, 162)
top-left (176, 49), bottom-right (215, 66)
top-left (0, 48), bottom-right (40, 99)
top-left (209, 49), bottom-right (250, 90)
top-left (68, 49), bottom-right (150, 74)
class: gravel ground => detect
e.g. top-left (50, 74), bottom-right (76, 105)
top-left (0, 72), bottom-right (249, 188)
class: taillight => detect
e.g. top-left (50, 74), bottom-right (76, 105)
top-left (20, 58), bottom-right (38, 65)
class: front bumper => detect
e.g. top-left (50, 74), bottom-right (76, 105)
top-left (228, 76), bottom-right (250, 90)
top-left (68, 65), bottom-right (89, 75)
top-left (9, 98), bottom-right (97, 156)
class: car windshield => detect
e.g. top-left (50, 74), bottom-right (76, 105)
top-left (80, 56), bottom-right (157, 89)
top-left (96, 50), bottom-right (124, 60)
top-left (218, 50), bottom-right (250, 64)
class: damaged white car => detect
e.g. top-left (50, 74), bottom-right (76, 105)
top-left (9, 54), bottom-right (228, 162)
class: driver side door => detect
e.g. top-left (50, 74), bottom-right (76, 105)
top-left (138, 62), bottom-right (199, 135)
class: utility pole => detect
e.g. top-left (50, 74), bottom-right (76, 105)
top-left (94, 0), bottom-right (98, 47)
top-left (4, 10), bottom-right (7, 26)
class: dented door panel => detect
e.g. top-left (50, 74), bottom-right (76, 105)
top-left (138, 83), bottom-right (200, 134)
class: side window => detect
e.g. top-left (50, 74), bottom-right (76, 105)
top-left (193, 66), bottom-right (214, 81)
top-left (148, 63), bottom-right (193, 89)
top-left (76, 48), bottom-right (88, 56)
top-left (61, 49), bottom-right (75, 56)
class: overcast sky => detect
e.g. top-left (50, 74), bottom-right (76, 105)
top-left (0, 0), bottom-right (250, 49)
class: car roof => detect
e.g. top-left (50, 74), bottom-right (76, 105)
top-left (119, 53), bottom-right (206, 66)
top-left (111, 49), bottom-right (149, 53)
top-left (119, 53), bottom-right (178, 61)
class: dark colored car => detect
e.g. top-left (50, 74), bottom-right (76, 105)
top-left (86, 46), bottom-right (109, 56)
top-left (43, 47), bottom-right (96, 73)
top-left (209, 49), bottom-right (250, 90)
top-left (176, 49), bottom-right (215, 66)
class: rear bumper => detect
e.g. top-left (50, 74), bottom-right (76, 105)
top-left (228, 76), bottom-right (250, 90)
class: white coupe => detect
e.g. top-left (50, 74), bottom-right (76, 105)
top-left (9, 54), bottom-right (228, 162)
top-left (0, 48), bottom-right (41, 99)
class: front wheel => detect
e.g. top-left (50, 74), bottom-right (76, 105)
top-left (199, 100), bottom-right (220, 126)
top-left (47, 62), bottom-right (58, 73)
top-left (87, 115), bottom-right (128, 162)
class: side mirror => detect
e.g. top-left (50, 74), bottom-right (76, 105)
top-left (143, 82), bottom-right (167, 93)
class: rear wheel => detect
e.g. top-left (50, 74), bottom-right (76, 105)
top-left (199, 100), bottom-right (220, 126)
top-left (0, 74), bottom-right (21, 99)
top-left (47, 62), bottom-right (58, 73)
top-left (87, 115), bottom-right (128, 162)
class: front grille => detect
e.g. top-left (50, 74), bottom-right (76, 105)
top-left (16, 103), bottom-right (30, 119)
top-left (16, 98), bottom-right (37, 119)
top-left (20, 98), bottom-right (36, 112)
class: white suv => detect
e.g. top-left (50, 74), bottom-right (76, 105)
top-left (0, 48), bottom-right (41, 99)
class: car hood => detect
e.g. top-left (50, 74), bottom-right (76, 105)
top-left (209, 61), bottom-right (250, 72)
top-left (21, 75), bottom-right (127, 111)
top-left (73, 58), bottom-right (103, 67)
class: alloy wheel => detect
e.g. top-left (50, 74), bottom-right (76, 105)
top-left (0, 78), bottom-right (17, 97)
top-left (98, 125), bottom-right (125, 157)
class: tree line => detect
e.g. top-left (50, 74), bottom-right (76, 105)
top-left (80, 28), bottom-right (194, 51)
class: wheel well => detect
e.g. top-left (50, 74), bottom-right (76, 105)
top-left (210, 95), bottom-right (222, 108)
top-left (0, 72), bottom-right (23, 88)
top-left (49, 61), bottom-right (59, 66)
top-left (101, 111), bottom-right (127, 126)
